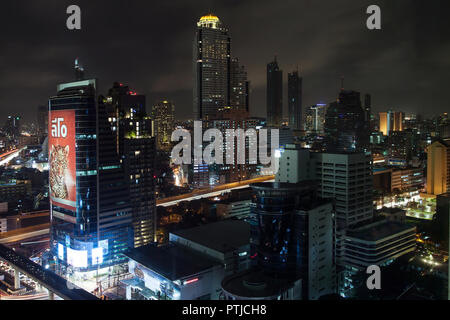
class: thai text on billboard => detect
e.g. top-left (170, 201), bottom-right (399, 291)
top-left (49, 110), bottom-right (76, 210)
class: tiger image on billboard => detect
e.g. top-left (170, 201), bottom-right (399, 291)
top-left (50, 145), bottom-right (69, 199)
top-left (48, 109), bottom-right (77, 211)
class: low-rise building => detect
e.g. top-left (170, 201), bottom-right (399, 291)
top-left (122, 220), bottom-right (251, 300)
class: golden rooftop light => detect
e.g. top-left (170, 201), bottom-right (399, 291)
top-left (197, 14), bottom-right (221, 29)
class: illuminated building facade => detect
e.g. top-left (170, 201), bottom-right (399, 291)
top-left (379, 111), bottom-right (404, 136)
top-left (373, 167), bottom-right (424, 193)
top-left (288, 70), bottom-right (302, 130)
top-left (267, 57), bottom-right (283, 127)
top-left (49, 79), bottom-right (133, 272)
top-left (105, 82), bottom-right (156, 247)
top-left (152, 100), bottom-right (175, 151)
top-left (426, 139), bottom-right (450, 195)
top-left (305, 104), bottom-right (327, 133)
top-left (243, 182), bottom-right (335, 300)
top-left (206, 109), bottom-right (264, 184)
top-left (193, 14), bottom-right (231, 120)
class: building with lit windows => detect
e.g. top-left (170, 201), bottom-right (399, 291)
top-left (305, 104), bottom-right (327, 133)
top-left (230, 58), bottom-right (250, 112)
top-left (426, 138), bottom-right (450, 195)
top-left (206, 109), bottom-right (264, 184)
top-left (193, 14), bottom-right (250, 120)
top-left (105, 82), bottom-right (156, 247)
top-left (193, 14), bottom-right (231, 120)
top-left (49, 79), bottom-right (133, 272)
top-left (152, 100), bottom-right (175, 151)
top-left (379, 111), bottom-right (404, 136)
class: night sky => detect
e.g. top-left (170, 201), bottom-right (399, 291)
top-left (1, 0), bottom-right (449, 124)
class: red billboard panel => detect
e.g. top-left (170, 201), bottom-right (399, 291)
top-left (49, 110), bottom-right (77, 211)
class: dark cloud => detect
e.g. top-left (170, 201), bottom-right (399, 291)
top-left (0, 0), bottom-right (449, 124)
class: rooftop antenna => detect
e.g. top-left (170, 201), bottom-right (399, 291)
top-left (340, 76), bottom-right (345, 91)
top-left (74, 57), bottom-right (85, 81)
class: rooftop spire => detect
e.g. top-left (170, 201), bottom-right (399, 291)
top-left (74, 58), bottom-right (85, 81)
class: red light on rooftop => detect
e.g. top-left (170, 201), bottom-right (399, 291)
top-left (184, 278), bottom-right (199, 285)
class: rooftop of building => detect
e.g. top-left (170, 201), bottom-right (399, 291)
top-left (197, 13), bottom-right (222, 29)
top-left (221, 267), bottom-right (294, 299)
top-left (170, 220), bottom-right (250, 254)
top-left (250, 181), bottom-right (317, 191)
top-left (123, 243), bottom-right (221, 281)
top-left (346, 220), bottom-right (415, 242)
top-left (378, 207), bottom-right (406, 215)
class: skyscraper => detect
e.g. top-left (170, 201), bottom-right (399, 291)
top-left (288, 69), bottom-right (302, 130)
top-left (379, 111), bottom-right (404, 136)
top-left (324, 90), bottom-right (369, 152)
top-left (49, 79), bottom-right (133, 271)
top-left (152, 100), bottom-right (175, 151)
top-left (105, 82), bottom-right (156, 247)
top-left (230, 58), bottom-right (250, 112)
top-left (266, 57), bottom-right (283, 127)
top-left (193, 14), bottom-right (231, 120)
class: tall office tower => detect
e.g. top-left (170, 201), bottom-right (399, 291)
top-left (152, 100), bottom-right (175, 151)
top-left (288, 69), bottom-right (302, 130)
top-left (426, 139), bottom-right (450, 195)
top-left (37, 105), bottom-right (48, 142)
top-left (379, 111), bottom-right (404, 136)
top-left (230, 58), bottom-right (250, 112)
top-left (312, 152), bottom-right (373, 229)
top-left (193, 14), bottom-right (231, 120)
top-left (276, 144), bottom-right (373, 229)
top-left (324, 90), bottom-right (369, 152)
top-left (49, 79), bottom-right (133, 272)
top-left (246, 182), bottom-right (335, 300)
top-left (305, 104), bottom-right (327, 133)
top-left (266, 57), bottom-right (283, 127)
top-left (105, 82), bottom-right (156, 247)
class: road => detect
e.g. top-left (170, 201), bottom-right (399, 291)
top-left (0, 223), bottom-right (50, 245)
top-left (0, 148), bottom-right (24, 166)
top-left (0, 243), bottom-right (98, 300)
top-left (156, 175), bottom-right (275, 207)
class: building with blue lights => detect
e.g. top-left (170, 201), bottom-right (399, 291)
top-left (49, 79), bottom-right (133, 273)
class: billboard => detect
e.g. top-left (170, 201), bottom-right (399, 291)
top-left (49, 110), bottom-right (77, 211)
top-left (67, 247), bottom-right (88, 268)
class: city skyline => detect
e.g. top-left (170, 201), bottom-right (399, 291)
top-left (1, 0), bottom-right (450, 124)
